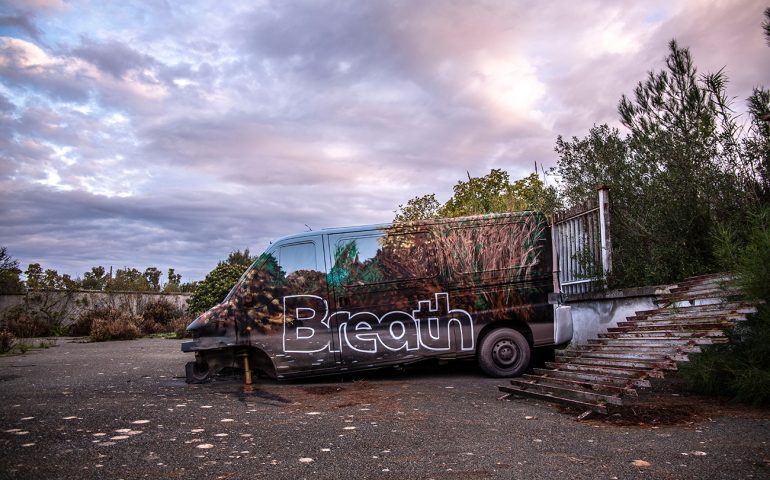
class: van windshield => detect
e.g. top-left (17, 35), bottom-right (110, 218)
top-left (222, 248), bottom-right (276, 303)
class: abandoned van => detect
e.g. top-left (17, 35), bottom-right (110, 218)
top-left (182, 211), bottom-right (573, 383)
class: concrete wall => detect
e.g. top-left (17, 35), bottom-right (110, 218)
top-left (3, 286), bottom-right (668, 345)
top-left (0, 290), bottom-right (192, 327)
top-left (565, 285), bottom-right (671, 346)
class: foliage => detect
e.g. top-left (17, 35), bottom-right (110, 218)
top-left (89, 308), bottom-right (143, 342)
top-left (555, 40), bottom-right (768, 287)
top-left (394, 170), bottom-right (559, 223)
top-left (164, 268), bottom-right (182, 292)
top-left (393, 194), bottom-right (441, 222)
top-left (22, 262), bottom-right (191, 293)
top-left (187, 249), bottom-right (255, 314)
top-left (140, 298), bottom-right (185, 334)
top-left (25, 263), bottom-right (80, 290)
top-left (109, 267), bottom-right (147, 291)
top-left (2, 297), bottom-right (68, 338)
top-left (81, 266), bottom-right (108, 290)
top-left (0, 246), bottom-right (24, 294)
top-left (680, 207), bottom-right (770, 405)
top-left (0, 330), bottom-right (16, 354)
top-left (170, 316), bottom-right (193, 339)
top-left (764, 7), bottom-right (770, 47)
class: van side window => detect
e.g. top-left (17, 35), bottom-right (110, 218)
top-left (279, 242), bottom-right (317, 275)
top-left (332, 232), bottom-right (437, 285)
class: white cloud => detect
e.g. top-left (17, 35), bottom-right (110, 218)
top-left (0, 0), bottom-right (767, 280)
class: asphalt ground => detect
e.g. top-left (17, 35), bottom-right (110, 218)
top-left (0, 338), bottom-right (768, 480)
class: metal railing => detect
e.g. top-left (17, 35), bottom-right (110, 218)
top-left (552, 186), bottom-right (612, 296)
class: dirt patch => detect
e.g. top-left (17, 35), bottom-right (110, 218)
top-left (592, 403), bottom-right (703, 427)
top-left (301, 385), bottom-right (345, 395)
top-left (568, 393), bottom-right (770, 428)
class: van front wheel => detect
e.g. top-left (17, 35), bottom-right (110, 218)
top-left (478, 328), bottom-right (531, 377)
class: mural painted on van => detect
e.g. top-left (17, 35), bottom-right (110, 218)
top-left (183, 212), bottom-right (571, 382)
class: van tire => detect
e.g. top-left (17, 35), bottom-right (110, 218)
top-left (478, 328), bottom-right (531, 377)
top-left (185, 361), bottom-right (212, 384)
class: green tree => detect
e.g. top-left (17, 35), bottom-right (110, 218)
top-left (556, 40), bottom-right (768, 287)
top-left (0, 246), bottom-right (24, 294)
top-left (225, 249), bottom-right (254, 268)
top-left (764, 7), bottom-right (770, 47)
top-left (24, 263), bottom-right (44, 289)
top-left (109, 267), bottom-right (146, 291)
top-left (82, 266), bottom-right (108, 290)
top-left (393, 194), bottom-right (441, 223)
top-left (164, 268), bottom-right (182, 292)
top-left (393, 170), bottom-right (559, 223)
top-left (187, 249), bottom-right (255, 314)
top-left (143, 267), bottom-right (161, 291)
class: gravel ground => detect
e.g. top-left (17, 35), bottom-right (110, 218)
top-left (0, 338), bottom-right (768, 480)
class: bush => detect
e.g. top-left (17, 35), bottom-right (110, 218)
top-left (3, 306), bottom-right (52, 338)
top-left (680, 207), bottom-right (770, 405)
top-left (73, 302), bottom-right (191, 339)
top-left (170, 316), bottom-right (193, 339)
top-left (187, 262), bottom-right (247, 314)
top-left (72, 306), bottom-right (142, 341)
top-left (70, 306), bottom-right (106, 336)
top-left (89, 310), bottom-right (142, 342)
top-left (0, 329), bottom-right (16, 353)
top-left (142, 298), bottom-right (183, 326)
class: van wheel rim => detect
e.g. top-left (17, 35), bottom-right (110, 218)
top-left (492, 339), bottom-right (518, 367)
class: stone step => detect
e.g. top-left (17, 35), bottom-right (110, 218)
top-left (507, 377), bottom-right (624, 406)
top-left (618, 312), bottom-right (746, 325)
top-left (599, 330), bottom-right (725, 339)
top-left (656, 290), bottom-right (743, 306)
top-left (563, 346), bottom-right (691, 362)
top-left (588, 337), bottom-right (727, 347)
top-left (610, 320), bottom-right (734, 331)
top-left (668, 283), bottom-right (736, 296)
top-left (634, 302), bottom-right (754, 317)
top-left (532, 368), bottom-right (651, 388)
top-left (544, 361), bottom-right (662, 378)
top-left (557, 349), bottom-right (684, 362)
top-left (571, 344), bottom-right (701, 354)
top-left (559, 355), bottom-right (676, 371)
top-left (520, 373), bottom-right (637, 396)
top-left (498, 384), bottom-right (609, 414)
top-left (498, 272), bottom-right (749, 416)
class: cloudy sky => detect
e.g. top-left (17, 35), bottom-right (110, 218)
top-left (1, 0), bottom-right (768, 283)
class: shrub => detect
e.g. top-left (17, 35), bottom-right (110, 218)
top-left (0, 329), bottom-right (16, 353)
top-left (3, 306), bottom-right (51, 338)
top-left (90, 312), bottom-right (142, 342)
top-left (70, 306), bottom-right (107, 336)
top-left (142, 298), bottom-right (183, 326)
top-left (187, 262), bottom-right (246, 314)
top-left (680, 207), bottom-right (770, 405)
top-left (72, 306), bottom-right (142, 341)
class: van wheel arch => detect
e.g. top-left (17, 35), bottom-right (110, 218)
top-left (247, 347), bottom-right (277, 379)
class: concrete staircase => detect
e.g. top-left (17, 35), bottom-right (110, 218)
top-left (498, 273), bottom-right (757, 414)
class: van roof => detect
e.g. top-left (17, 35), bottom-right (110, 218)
top-left (269, 210), bottom-right (540, 245)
